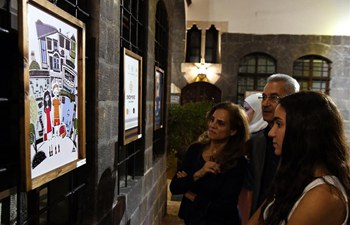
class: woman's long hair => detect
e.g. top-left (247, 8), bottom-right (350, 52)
top-left (199, 101), bottom-right (250, 172)
top-left (261, 91), bottom-right (350, 225)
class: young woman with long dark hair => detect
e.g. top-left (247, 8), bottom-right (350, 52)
top-left (248, 91), bottom-right (350, 225)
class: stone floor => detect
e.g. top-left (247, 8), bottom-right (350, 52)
top-left (161, 214), bottom-right (183, 225)
top-left (161, 179), bottom-right (184, 225)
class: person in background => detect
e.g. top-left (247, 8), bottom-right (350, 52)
top-left (243, 93), bottom-right (268, 133)
top-left (247, 91), bottom-right (350, 225)
top-left (239, 92), bottom-right (268, 225)
top-left (170, 101), bottom-right (250, 225)
top-left (245, 74), bottom-right (300, 217)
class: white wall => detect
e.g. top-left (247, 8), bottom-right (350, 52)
top-left (186, 0), bottom-right (350, 35)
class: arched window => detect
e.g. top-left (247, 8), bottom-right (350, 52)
top-left (185, 24), bottom-right (220, 63)
top-left (205, 25), bottom-right (218, 63)
top-left (51, 53), bottom-right (61, 72)
top-left (185, 24), bottom-right (201, 62)
top-left (237, 53), bottom-right (276, 103)
top-left (293, 55), bottom-right (331, 94)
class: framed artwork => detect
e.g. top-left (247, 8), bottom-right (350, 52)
top-left (154, 67), bottom-right (164, 130)
top-left (19, 0), bottom-right (86, 190)
top-left (123, 48), bottom-right (143, 145)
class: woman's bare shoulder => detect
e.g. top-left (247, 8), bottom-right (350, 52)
top-left (288, 183), bottom-right (347, 225)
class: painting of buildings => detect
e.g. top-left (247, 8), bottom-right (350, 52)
top-left (27, 4), bottom-right (79, 178)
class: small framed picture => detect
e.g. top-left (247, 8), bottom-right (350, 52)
top-left (123, 48), bottom-right (143, 145)
top-left (154, 67), bottom-right (164, 130)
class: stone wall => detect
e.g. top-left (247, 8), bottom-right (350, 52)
top-left (219, 33), bottom-right (350, 137)
top-left (82, 0), bottom-right (186, 224)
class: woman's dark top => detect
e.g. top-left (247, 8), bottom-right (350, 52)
top-left (170, 143), bottom-right (247, 225)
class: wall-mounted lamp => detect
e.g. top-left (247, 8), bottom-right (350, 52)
top-left (194, 57), bottom-right (209, 82)
top-left (194, 73), bottom-right (209, 82)
top-left (181, 57), bottom-right (222, 84)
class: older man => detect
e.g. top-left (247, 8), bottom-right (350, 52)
top-left (243, 74), bottom-right (300, 219)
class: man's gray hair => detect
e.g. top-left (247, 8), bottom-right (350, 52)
top-left (267, 73), bottom-right (300, 94)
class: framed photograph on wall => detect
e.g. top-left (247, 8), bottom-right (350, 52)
top-left (19, 0), bottom-right (86, 190)
top-left (123, 48), bottom-right (143, 145)
top-left (154, 67), bottom-right (164, 130)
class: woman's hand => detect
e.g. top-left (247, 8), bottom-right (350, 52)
top-left (176, 170), bottom-right (188, 178)
top-left (174, 172), bottom-right (197, 201)
top-left (184, 191), bottom-right (197, 202)
top-left (193, 161), bottom-right (221, 181)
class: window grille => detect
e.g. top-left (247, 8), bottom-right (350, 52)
top-left (237, 53), bottom-right (276, 103)
top-left (118, 0), bottom-right (147, 194)
top-left (293, 55), bottom-right (331, 94)
top-left (0, 0), bottom-right (20, 194)
top-left (155, 0), bottom-right (168, 69)
top-left (153, 0), bottom-right (168, 159)
top-left (48, 0), bottom-right (89, 21)
top-left (0, 2), bottom-right (22, 225)
top-left (0, 1), bottom-right (89, 224)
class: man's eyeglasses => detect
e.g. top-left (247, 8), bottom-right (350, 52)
top-left (258, 94), bottom-right (282, 103)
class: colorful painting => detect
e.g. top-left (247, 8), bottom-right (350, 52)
top-left (20, 0), bottom-right (86, 190)
top-left (27, 3), bottom-right (79, 178)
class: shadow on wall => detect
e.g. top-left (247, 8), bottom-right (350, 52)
top-left (97, 168), bottom-right (126, 224)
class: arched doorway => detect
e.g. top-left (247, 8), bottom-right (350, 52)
top-left (181, 82), bottom-right (221, 105)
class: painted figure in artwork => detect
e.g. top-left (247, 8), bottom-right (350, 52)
top-left (52, 83), bottom-right (61, 154)
top-left (43, 90), bottom-right (53, 156)
top-left (52, 83), bottom-right (61, 128)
